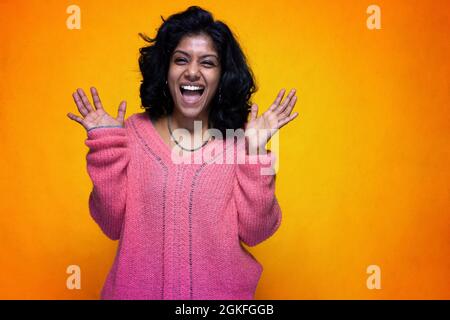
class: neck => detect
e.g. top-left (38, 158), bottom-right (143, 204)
top-left (169, 110), bottom-right (211, 140)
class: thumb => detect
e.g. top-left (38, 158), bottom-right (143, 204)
top-left (250, 103), bottom-right (258, 122)
top-left (117, 100), bottom-right (127, 124)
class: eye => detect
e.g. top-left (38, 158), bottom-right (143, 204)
top-left (202, 61), bottom-right (215, 67)
top-left (175, 58), bottom-right (187, 64)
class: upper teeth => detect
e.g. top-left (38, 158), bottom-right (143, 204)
top-left (181, 85), bottom-right (204, 91)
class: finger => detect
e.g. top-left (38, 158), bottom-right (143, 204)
top-left (277, 89), bottom-right (296, 115)
top-left (278, 112), bottom-right (299, 129)
top-left (249, 103), bottom-right (258, 122)
top-left (90, 87), bottom-right (104, 110)
top-left (77, 88), bottom-right (94, 112)
top-left (117, 100), bottom-right (127, 124)
top-left (67, 112), bottom-right (85, 126)
top-left (280, 95), bottom-right (298, 117)
top-left (72, 91), bottom-right (89, 117)
top-left (269, 88), bottom-right (286, 112)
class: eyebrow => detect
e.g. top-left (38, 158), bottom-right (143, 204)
top-left (173, 50), bottom-right (219, 59)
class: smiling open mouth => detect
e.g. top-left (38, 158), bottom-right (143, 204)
top-left (180, 85), bottom-right (205, 105)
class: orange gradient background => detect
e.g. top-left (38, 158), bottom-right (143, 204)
top-left (0, 0), bottom-right (448, 299)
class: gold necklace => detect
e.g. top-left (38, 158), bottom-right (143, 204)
top-left (167, 114), bottom-right (212, 152)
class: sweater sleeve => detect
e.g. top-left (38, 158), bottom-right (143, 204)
top-left (234, 150), bottom-right (282, 247)
top-left (84, 126), bottom-right (129, 240)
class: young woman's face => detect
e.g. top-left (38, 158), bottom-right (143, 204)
top-left (167, 33), bottom-right (221, 119)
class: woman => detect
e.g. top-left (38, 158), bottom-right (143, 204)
top-left (67, 6), bottom-right (298, 300)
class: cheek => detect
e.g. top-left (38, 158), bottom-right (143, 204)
top-left (167, 70), bottom-right (180, 92)
top-left (208, 72), bottom-right (221, 90)
top-left (167, 65), bottom-right (181, 81)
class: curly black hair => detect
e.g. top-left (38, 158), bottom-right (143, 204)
top-left (138, 6), bottom-right (257, 136)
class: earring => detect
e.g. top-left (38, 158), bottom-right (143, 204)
top-left (163, 80), bottom-right (168, 98)
top-left (218, 87), bottom-right (222, 104)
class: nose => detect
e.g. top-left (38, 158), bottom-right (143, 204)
top-left (184, 62), bottom-right (201, 80)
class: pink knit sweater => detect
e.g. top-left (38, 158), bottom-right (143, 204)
top-left (84, 112), bottom-right (282, 300)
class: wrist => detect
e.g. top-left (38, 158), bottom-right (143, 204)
top-left (87, 125), bottom-right (123, 132)
top-left (245, 138), bottom-right (267, 155)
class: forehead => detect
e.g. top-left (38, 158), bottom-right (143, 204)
top-left (174, 34), bottom-right (218, 56)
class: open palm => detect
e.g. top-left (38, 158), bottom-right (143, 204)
top-left (244, 88), bottom-right (299, 153)
top-left (67, 87), bottom-right (127, 131)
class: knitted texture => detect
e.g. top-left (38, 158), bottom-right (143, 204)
top-left (85, 112), bottom-right (282, 300)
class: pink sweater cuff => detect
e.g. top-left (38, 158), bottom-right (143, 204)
top-left (241, 150), bottom-right (277, 176)
top-left (86, 126), bottom-right (125, 139)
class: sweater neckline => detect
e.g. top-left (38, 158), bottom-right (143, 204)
top-left (135, 112), bottom-right (225, 165)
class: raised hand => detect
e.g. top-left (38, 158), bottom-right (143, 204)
top-left (244, 88), bottom-right (299, 154)
top-left (67, 87), bottom-right (127, 132)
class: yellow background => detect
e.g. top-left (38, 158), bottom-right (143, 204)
top-left (0, 0), bottom-right (448, 299)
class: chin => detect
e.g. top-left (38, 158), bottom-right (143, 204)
top-left (177, 107), bottom-right (198, 117)
top-left (179, 105), bottom-right (207, 119)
